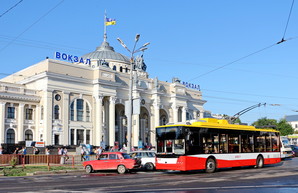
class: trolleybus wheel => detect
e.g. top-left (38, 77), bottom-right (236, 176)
top-left (205, 158), bottom-right (216, 173)
top-left (256, 156), bottom-right (264, 168)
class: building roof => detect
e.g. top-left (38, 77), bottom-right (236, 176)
top-left (81, 41), bottom-right (130, 63)
top-left (285, 115), bottom-right (298, 122)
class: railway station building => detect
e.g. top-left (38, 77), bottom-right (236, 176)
top-left (0, 33), bottom-right (206, 148)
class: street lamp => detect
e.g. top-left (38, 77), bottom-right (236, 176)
top-left (117, 34), bottom-right (150, 153)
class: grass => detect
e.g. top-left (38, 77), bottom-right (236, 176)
top-left (1, 166), bottom-right (79, 176)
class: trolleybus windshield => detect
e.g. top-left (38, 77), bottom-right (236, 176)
top-left (156, 126), bottom-right (185, 154)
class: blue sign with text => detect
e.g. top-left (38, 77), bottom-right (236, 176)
top-left (55, 52), bottom-right (91, 65)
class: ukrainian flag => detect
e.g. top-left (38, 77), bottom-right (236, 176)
top-left (106, 18), bottom-right (116, 26)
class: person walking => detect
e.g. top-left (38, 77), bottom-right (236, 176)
top-left (63, 147), bottom-right (69, 161)
top-left (80, 147), bottom-right (85, 161)
top-left (13, 147), bottom-right (20, 154)
top-left (96, 147), bottom-right (102, 159)
top-left (0, 146), bottom-right (3, 155)
top-left (22, 147), bottom-right (27, 155)
top-left (45, 148), bottom-right (50, 155)
top-left (33, 146), bottom-right (40, 155)
top-left (58, 147), bottom-right (63, 155)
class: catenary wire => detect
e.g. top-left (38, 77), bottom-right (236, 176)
top-left (187, 41), bottom-right (286, 82)
top-left (0, 0), bottom-right (65, 54)
top-left (0, 0), bottom-right (23, 18)
top-left (282, 0), bottom-right (295, 39)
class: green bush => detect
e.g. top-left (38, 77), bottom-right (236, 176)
top-left (10, 157), bottom-right (18, 168)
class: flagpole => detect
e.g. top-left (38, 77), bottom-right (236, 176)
top-left (104, 11), bottom-right (107, 42)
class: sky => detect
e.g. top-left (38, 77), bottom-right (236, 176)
top-left (0, 0), bottom-right (297, 125)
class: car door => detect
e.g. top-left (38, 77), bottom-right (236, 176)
top-left (93, 153), bottom-right (109, 170)
top-left (106, 153), bottom-right (119, 169)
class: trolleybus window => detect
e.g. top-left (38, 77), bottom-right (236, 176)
top-left (156, 127), bottom-right (185, 154)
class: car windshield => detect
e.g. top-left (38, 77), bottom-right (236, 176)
top-left (122, 153), bottom-right (131, 159)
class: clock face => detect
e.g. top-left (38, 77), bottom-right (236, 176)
top-left (55, 94), bottom-right (61, 101)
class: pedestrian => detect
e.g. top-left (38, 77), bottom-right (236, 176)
top-left (122, 143), bottom-right (127, 152)
top-left (0, 146), bottom-right (3, 155)
top-left (45, 148), bottom-right (50, 155)
top-left (96, 147), bottom-right (102, 159)
top-left (58, 147), bottom-right (63, 155)
top-left (58, 147), bottom-right (64, 164)
top-left (22, 146), bottom-right (27, 155)
top-left (63, 147), bottom-right (69, 161)
top-left (33, 146), bottom-right (40, 155)
top-left (13, 147), bottom-right (20, 154)
top-left (80, 146), bottom-right (85, 161)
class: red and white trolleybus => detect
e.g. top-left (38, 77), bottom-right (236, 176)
top-left (155, 118), bottom-right (281, 173)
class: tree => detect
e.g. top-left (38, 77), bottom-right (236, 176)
top-left (251, 117), bottom-right (277, 127)
top-left (277, 119), bottom-right (294, 136)
top-left (251, 117), bottom-right (294, 136)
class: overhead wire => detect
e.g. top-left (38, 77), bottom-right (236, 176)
top-left (187, 0), bottom-right (296, 82)
top-left (0, 35), bottom-right (89, 53)
top-left (0, 0), bottom-right (65, 54)
top-left (280, 0), bottom-right (295, 41)
top-left (0, 0), bottom-right (23, 18)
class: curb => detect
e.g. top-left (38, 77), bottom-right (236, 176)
top-left (32, 169), bottom-right (85, 176)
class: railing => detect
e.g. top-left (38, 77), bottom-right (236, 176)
top-left (0, 154), bottom-right (97, 168)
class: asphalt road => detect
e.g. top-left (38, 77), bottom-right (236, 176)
top-left (1, 157), bottom-right (298, 193)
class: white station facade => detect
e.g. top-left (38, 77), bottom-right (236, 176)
top-left (0, 34), bottom-right (207, 148)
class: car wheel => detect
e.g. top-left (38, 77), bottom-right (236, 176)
top-left (205, 158), bottom-right (216, 173)
top-left (144, 163), bottom-right (155, 171)
top-left (117, 165), bottom-right (126, 174)
top-left (85, 165), bottom-right (93, 173)
top-left (256, 156), bottom-right (264, 168)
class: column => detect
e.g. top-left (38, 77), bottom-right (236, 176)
top-left (62, 92), bottom-right (70, 145)
top-left (109, 96), bottom-right (116, 146)
top-left (193, 111), bottom-right (198, 120)
top-left (17, 103), bottom-right (24, 143)
top-left (182, 107), bottom-right (187, 122)
top-left (154, 104), bottom-right (160, 128)
top-left (152, 104), bottom-right (159, 147)
top-left (35, 105), bottom-right (40, 141)
top-left (44, 90), bottom-right (53, 145)
top-left (200, 110), bottom-right (204, 119)
top-left (171, 105), bottom-right (179, 123)
top-left (0, 102), bottom-right (6, 144)
top-left (95, 95), bottom-right (103, 146)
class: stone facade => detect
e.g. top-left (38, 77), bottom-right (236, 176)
top-left (0, 40), bottom-right (206, 148)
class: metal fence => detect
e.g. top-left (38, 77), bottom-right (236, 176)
top-left (0, 154), bottom-right (97, 168)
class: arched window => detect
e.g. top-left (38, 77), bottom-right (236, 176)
top-left (160, 115), bottom-right (168, 126)
top-left (113, 65), bottom-right (116, 71)
top-left (70, 99), bottom-right (91, 122)
top-left (6, 129), bottom-right (15, 144)
top-left (54, 105), bottom-right (60, 120)
top-left (77, 99), bottom-right (84, 121)
top-left (120, 66), bottom-right (123, 72)
top-left (25, 130), bottom-right (33, 141)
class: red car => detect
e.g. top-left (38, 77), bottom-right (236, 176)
top-left (83, 152), bottom-right (141, 174)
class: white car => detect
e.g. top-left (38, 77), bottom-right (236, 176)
top-left (130, 151), bottom-right (156, 170)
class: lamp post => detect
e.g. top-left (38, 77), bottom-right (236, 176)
top-left (117, 34), bottom-right (149, 153)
